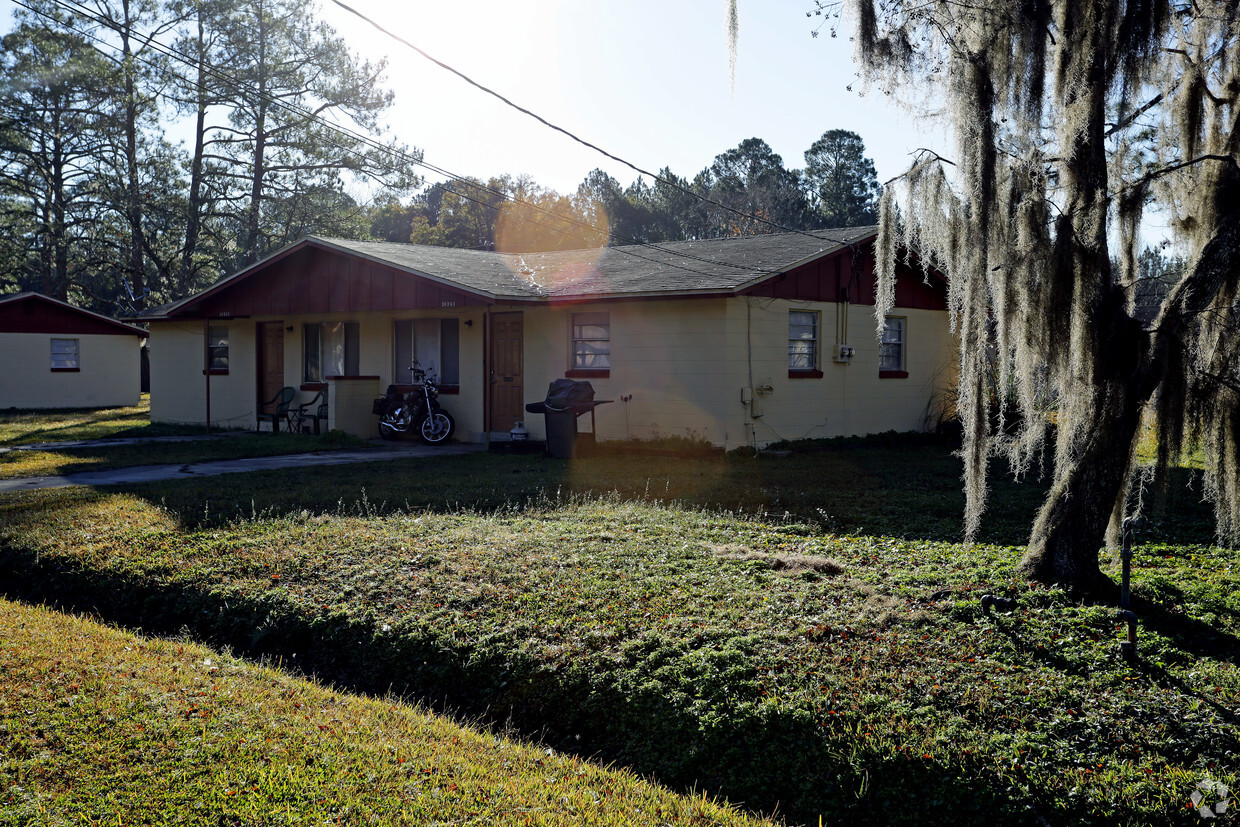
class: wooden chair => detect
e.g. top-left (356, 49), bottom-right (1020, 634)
top-left (294, 388), bottom-right (328, 434)
top-left (258, 386), bottom-right (296, 433)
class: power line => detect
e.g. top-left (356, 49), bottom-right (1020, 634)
top-left (329, 0), bottom-right (845, 244)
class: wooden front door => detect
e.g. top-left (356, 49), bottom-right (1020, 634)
top-left (489, 312), bottom-right (524, 432)
top-left (257, 321), bottom-right (285, 414)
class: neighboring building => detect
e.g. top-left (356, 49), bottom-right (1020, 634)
top-left (139, 229), bottom-right (955, 449)
top-left (0, 292), bottom-right (147, 410)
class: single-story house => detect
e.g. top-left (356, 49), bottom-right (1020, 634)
top-left (0, 292), bottom-right (147, 410)
top-left (140, 228), bottom-right (955, 450)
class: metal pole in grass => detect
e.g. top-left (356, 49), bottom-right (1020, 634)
top-left (1118, 516), bottom-right (1142, 659)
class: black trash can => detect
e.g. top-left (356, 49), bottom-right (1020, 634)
top-left (526, 379), bottom-right (609, 459)
top-left (543, 408), bottom-right (580, 458)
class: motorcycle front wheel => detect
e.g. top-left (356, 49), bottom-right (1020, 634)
top-left (418, 410), bottom-right (455, 444)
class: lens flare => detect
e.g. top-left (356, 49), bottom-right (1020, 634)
top-left (496, 201), bottom-right (611, 294)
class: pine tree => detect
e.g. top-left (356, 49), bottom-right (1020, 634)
top-left (803, 128), bottom-right (881, 228)
top-left (0, 9), bottom-right (118, 301)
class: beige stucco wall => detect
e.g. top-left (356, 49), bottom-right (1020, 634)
top-left (149, 310), bottom-right (486, 438)
top-left (0, 332), bottom-right (143, 409)
top-left (148, 298), bottom-right (954, 447)
top-left (511, 297), bottom-right (956, 451)
top-left (734, 298), bottom-right (957, 450)
top-left (148, 320), bottom-right (256, 429)
top-left (515, 299), bottom-right (738, 446)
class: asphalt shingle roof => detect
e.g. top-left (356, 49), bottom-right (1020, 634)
top-left (141, 227), bottom-right (879, 319)
top-left (315, 226), bottom-right (877, 300)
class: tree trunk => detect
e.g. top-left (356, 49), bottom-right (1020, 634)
top-left (179, 11), bottom-right (209, 290)
top-left (1020, 206), bottom-right (1240, 591)
top-left (121, 11), bottom-right (146, 311)
top-left (1018, 364), bottom-right (1148, 591)
top-left (1018, 10), bottom-right (1125, 593)
top-left (240, 0), bottom-right (269, 264)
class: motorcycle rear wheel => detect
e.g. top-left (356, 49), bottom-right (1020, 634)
top-left (419, 410), bottom-right (455, 444)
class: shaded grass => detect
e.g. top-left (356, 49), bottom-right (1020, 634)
top-left (0, 395), bottom-right (213, 446)
top-left (0, 394), bottom-right (366, 479)
top-left (52, 432), bottom-right (1208, 548)
top-left (0, 430), bottom-right (363, 480)
top-left (0, 597), bottom-right (772, 826)
top-left (1, 441), bottom-right (1235, 824)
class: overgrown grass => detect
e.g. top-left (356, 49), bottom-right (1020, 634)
top-left (1, 439), bottom-right (1234, 825)
top-left (0, 598), bottom-right (772, 826)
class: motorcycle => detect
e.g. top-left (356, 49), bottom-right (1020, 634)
top-left (373, 361), bottom-right (456, 444)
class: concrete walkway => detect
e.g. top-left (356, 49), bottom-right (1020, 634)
top-left (0, 432), bottom-right (253, 454)
top-left (0, 439), bottom-right (486, 493)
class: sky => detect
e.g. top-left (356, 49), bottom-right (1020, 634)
top-left (0, 0), bottom-right (952, 200)
top-left (311, 0), bottom-right (948, 195)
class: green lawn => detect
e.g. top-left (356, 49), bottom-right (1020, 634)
top-left (0, 395), bottom-right (190, 445)
top-left (0, 397), bottom-right (361, 479)
top-left (1, 437), bottom-right (1234, 825)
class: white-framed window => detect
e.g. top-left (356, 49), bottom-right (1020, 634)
top-left (207, 325), bottom-right (229, 372)
top-left (880, 316), bottom-right (906, 374)
top-left (303, 321), bottom-right (359, 383)
top-left (571, 311), bottom-right (610, 372)
top-left (788, 310), bottom-right (819, 371)
top-left (393, 318), bottom-right (459, 385)
top-left (51, 338), bottom-right (79, 370)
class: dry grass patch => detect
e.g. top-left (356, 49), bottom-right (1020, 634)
top-left (706, 542), bottom-right (845, 576)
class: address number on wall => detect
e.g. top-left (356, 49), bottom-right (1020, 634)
top-left (441, 301), bottom-right (456, 308)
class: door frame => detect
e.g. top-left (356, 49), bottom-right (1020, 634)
top-left (256, 320), bottom-right (286, 416)
top-left (487, 310), bottom-right (524, 433)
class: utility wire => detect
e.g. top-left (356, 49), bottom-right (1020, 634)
top-left (329, 0), bottom-right (848, 244)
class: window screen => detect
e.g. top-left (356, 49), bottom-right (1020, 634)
top-left (788, 311), bottom-right (819, 370)
top-left (303, 321), bottom-right (359, 383)
top-left (207, 326), bottom-right (228, 372)
top-left (51, 338), bottom-right (79, 370)
top-left (571, 312), bottom-right (610, 370)
top-left (393, 318), bottom-right (460, 384)
top-left (880, 317), bottom-right (905, 372)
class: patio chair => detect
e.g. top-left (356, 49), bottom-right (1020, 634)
top-left (294, 387), bottom-right (328, 434)
top-left (258, 386), bottom-right (296, 433)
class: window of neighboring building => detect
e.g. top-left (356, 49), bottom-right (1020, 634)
top-left (51, 338), bottom-right (79, 371)
top-left (393, 318), bottom-right (459, 386)
top-left (303, 321), bottom-right (360, 384)
top-left (788, 310), bottom-right (821, 376)
top-left (880, 316), bottom-right (907, 377)
top-left (569, 311), bottom-right (610, 376)
top-left (206, 325), bottom-right (229, 373)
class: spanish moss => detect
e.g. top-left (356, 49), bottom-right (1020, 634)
top-left (850, 0), bottom-right (1240, 589)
